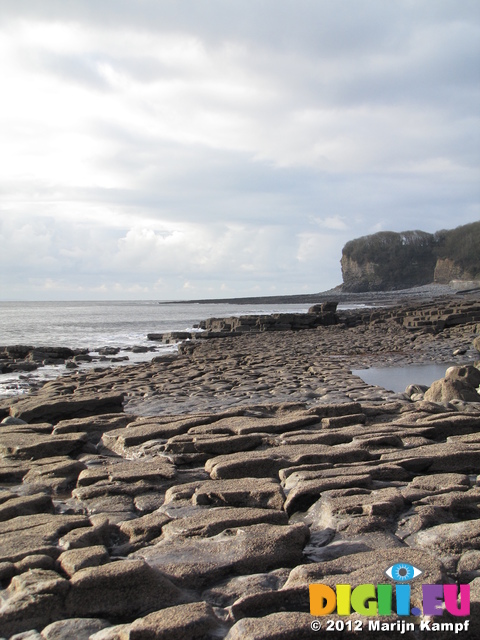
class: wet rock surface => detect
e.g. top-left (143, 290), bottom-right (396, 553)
top-left (0, 293), bottom-right (479, 638)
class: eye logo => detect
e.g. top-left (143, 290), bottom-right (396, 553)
top-left (385, 563), bottom-right (422, 582)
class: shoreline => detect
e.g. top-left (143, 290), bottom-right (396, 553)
top-left (158, 282), bottom-right (462, 306)
top-left (0, 284), bottom-right (473, 403)
top-left (0, 292), bottom-right (479, 638)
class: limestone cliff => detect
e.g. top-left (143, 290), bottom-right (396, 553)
top-left (341, 230), bottom-right (437, 292)
top-left (433, 221), bottom-right (480, 284)
top-left (341, 222), bottom-right (480, 292)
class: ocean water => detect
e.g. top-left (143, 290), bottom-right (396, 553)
top-left (0, 300), bottom-right (316, 349)
top-left (0, 300), bottom-right (313, 397)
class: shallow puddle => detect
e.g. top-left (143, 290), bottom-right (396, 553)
top-left (352, 363), bottom-right (460, 393)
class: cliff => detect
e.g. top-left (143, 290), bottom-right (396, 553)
top-left (341, 222), bottom-right (480, 292)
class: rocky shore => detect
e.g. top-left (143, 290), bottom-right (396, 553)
top-left (1, 293), bottom-right (480, 639)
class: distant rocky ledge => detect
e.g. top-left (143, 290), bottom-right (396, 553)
top-left (149, 294), bottom-right (480, 345)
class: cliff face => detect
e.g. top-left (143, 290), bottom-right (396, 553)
top-left (433, 221), bottom-right (480, 284)
top-left (341, 222), bottom-right (480, 292)
top-left (433, 258), bottom-right (466, 284)
top-left (341, 230), bottom-right (437, 292)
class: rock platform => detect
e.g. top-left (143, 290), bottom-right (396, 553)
top-left (0, 294), bottom-right (480, 638)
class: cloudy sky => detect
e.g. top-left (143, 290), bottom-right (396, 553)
top-left (1, 0), bottom-right (479, 300)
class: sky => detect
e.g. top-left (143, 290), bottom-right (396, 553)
top-left (1, 0), bottom-right (479, 301)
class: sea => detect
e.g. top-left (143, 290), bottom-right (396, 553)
top-left (0, 300), bottom-right (318, 397)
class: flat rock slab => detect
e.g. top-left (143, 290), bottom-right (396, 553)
top-left (227, 585), bottom-right (309, 623)
top-left (0, 430), bottom-right (88, 460)
top-left (303, 531), bottom-right (404, 563)
top-left (134, 522), bottom-right (310, 589)
top-left (225, 611), bottom-right (315, 640)
top-left (22, 457), bottom-right (87, 493)
top-left (8, 393), bottom-right (125, 423)
top-left (0, 458), bottom-right (32, 482)
top-left (53, 413), bottom-right (131, 435)
top-left (65, 559), bottom-right (185, 619)
top-left (284, 548), bottom-right (446, 617)
top-left (0, 304), bottom-right (479, 639)
top-left (128, 601), bottom-right (223, 640)
top-left (382, 441), bottom-right (480, 473)
top-left (201, 568), bottom-right (290, 608)
top-left (101, 414), bottom-right (239, 453)
top-left (161, 507), bottom-right (288, 538)
top-left (283, 473), bottom-right (372, 515)
top-left (405, 518), bottom-right (480, 553)
top-left (0, 492), bottom-right (53, 522)
top-left (305, 487), bottom-right (405, 534)
top-left (76, 458), bottom-right (176, 487)
top-left (205, 444), bottom-right (373, 479)
top-left (201, 413), bottom-right (321, 436)
top-left (164, 432), bottom-right (264, 456)
top-left (57, 545), bottom-right (110, 577)
top-left (41, 617), bottom-right (111, 640)
top-left (118, 510), bottom-right (172, 549)
top-left (191, 477), bottom-right (286, 510)
top-left (0, 513), bottom-right (90, 563)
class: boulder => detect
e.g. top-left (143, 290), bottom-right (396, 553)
top-left (473, 335), bottom-right (480, 353)
top-left (445, 365), bottom-right (480, 388)
top-left (1, 416), bottom-right (28, 425)
top-left (424, 377), bottom-right (480, 403)
top-left (9, 631), bottom-right (43, 639)
top-left (0, 569), bottom-right (69, 637)
top-left (308, 301), bottom-right (338, 314)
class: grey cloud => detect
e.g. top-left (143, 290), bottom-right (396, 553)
top-left (34, 52), bottom-right (112, 91)
top-left (1, 0), bottom-right (478, 300)
top-left (2, 1), bottom-right (479, 52)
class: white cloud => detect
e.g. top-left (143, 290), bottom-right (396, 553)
top-left (313, 216), bottom-right (348, 231)
top-left (0, 1), bottom-right (478, 300)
